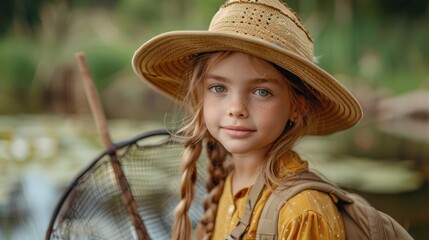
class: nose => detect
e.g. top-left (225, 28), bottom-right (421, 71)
top-left (228, 95), bottom-right (248, 119)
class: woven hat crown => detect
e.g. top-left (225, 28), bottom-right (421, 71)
top-left (209, 0), bottom-right (314, 61)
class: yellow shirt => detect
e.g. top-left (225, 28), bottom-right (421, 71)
top-left (212, 154), bottom-right (345, 240)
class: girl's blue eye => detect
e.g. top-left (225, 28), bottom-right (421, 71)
top-left (210, 85), bottom-right (225, 93)
top-left (254, 89), bottom-right (271, 97)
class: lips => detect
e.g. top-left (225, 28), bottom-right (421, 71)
top-left (222, 126), bottom-right (255, 138)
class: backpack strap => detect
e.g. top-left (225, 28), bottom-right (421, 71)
top-left (256, 171), bottom-right (354, 240)
top-left (228, 170), bottom-right (356, 240)
top-left (228, 170), bottom-right (267, 240)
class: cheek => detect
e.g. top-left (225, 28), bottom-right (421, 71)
top-left (203, 98), bottom-right (218, 128)
top-left (203, 101), bottom-right (209, 122)
top-left (257, 104), bottom-right (290, 129)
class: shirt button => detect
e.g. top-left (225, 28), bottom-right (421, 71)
top-left (228, 205), bottom-right (235, 213)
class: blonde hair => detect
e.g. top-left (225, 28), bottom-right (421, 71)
top-left (171, 52), bottom-right (322, 240)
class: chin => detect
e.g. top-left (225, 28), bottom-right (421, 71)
top-left (222, 145), bottom-right (252, 155)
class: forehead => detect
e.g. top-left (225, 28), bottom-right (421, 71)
top-left (205, 52), bottom-right (288, 85)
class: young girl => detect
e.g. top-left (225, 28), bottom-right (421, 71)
top-left (133, 0), bottom-right (362, 239)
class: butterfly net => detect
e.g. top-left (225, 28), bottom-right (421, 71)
top-left (46, 130), bottom-right (208, 240)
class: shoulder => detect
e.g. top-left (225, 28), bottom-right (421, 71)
top-left (277, 190), bottom-right (345, 239)
top-left (281, 189), bottom-right (337, 215)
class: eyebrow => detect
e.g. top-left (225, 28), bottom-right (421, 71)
top-left (205, 74), bottom-right (284, 86)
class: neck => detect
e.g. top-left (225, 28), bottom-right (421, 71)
top-left (232, 154), bottom-right (263, 177)
top-left (231, 152), bottom-right (265, 195)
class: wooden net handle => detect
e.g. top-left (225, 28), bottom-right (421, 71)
top-left (75, 52), bottom-right (150, 240)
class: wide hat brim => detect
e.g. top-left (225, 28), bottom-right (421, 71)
top-left (132, 31), bottom-right (362, 136)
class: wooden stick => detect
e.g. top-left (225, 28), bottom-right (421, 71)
top-left (75, 52), bottom-right (112, 149)
top-left (75, 52), bottom-right (150, 240)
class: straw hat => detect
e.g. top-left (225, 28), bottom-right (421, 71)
top-left (132, 0), bottom-right (362, 135)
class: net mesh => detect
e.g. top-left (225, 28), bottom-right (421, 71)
top-left (47, 130), bottom-right (208, 240)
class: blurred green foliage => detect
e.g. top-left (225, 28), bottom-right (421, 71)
top-left (83, 44), bottom-right (130, 89)
top-left (0, 38), bottom-right (37, 91)
top-left (0, 0), bottom-right (428, 115)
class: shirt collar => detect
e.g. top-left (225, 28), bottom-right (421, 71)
top-left (225, 151), bottom-right (309, 199)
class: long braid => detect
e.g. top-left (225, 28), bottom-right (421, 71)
top-left (198, 137), bottom-right (228, 239)
top-left (174, 51), bottom-right (233, 239)
top-left (172, 139), bottom-right (202, 240)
